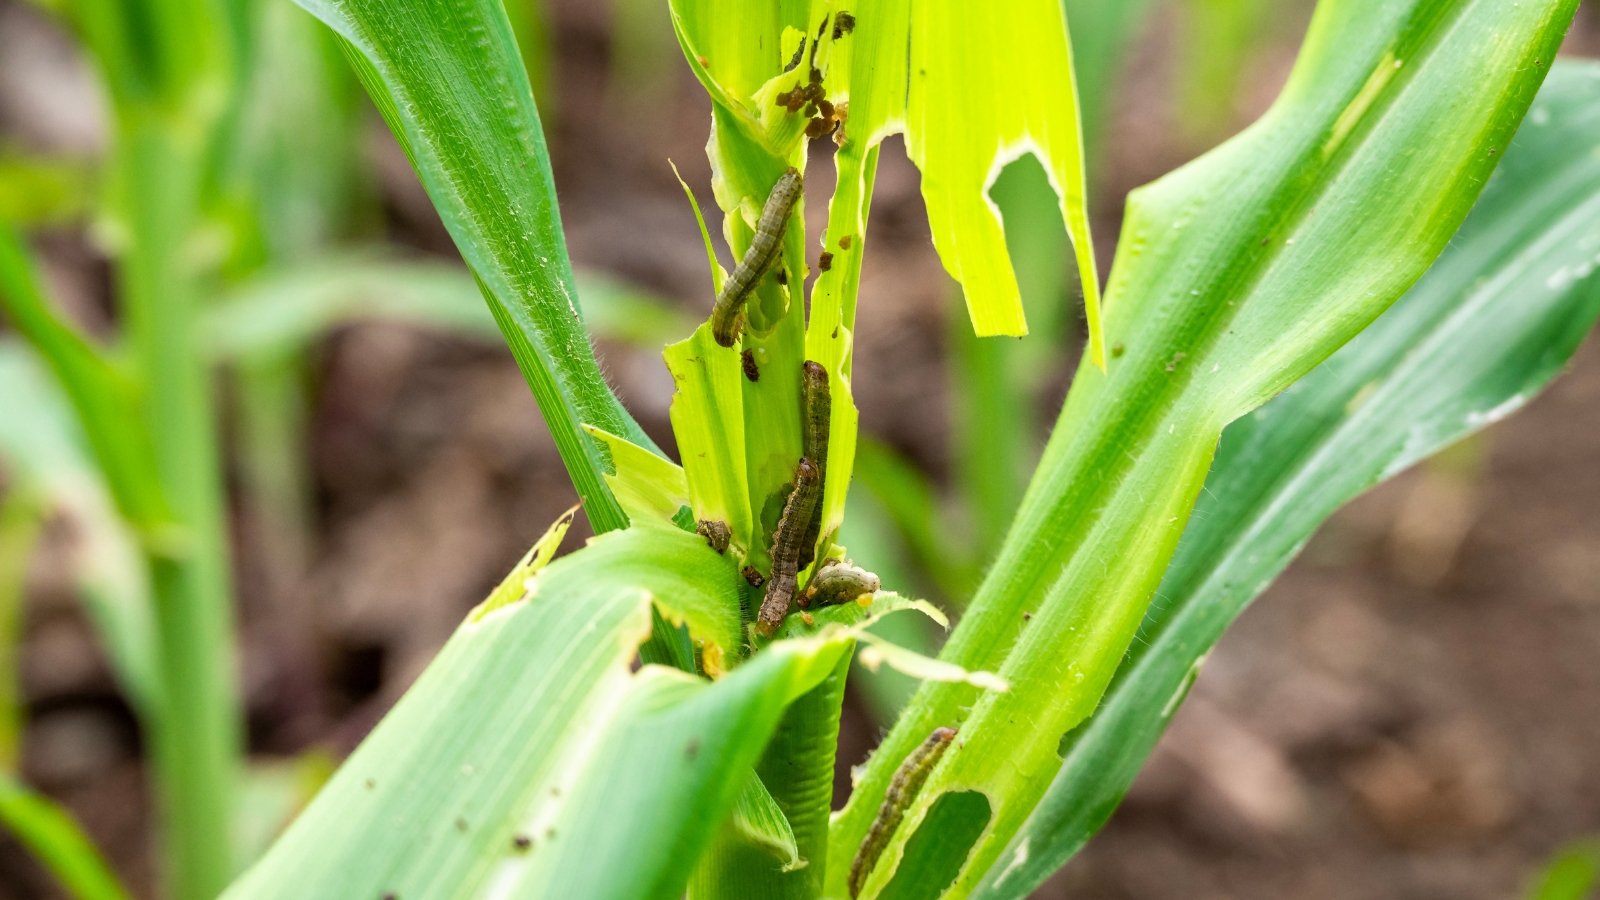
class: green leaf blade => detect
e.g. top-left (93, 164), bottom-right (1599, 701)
top-left (827, 3), bottom-right (1581, 896)
top-left (0, 229), bottom-right (169, 532)
top-left (0, 345), bottom-right (158, 714)
top-left (906, 0), bottom-right (1101, 362)
top-left (979, 60), bottom-right (1600, 898)
top-left (227, 525), bottom-right (843, 899)
top-left (0, 774), bottom-right (131, 900)
top-left (293, 0), bottom-right (654, 534)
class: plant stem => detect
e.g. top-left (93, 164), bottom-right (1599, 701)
top-left (117, 120), bottom-right (239, 900)
top-left (693, 650), bottom-right (850, 898)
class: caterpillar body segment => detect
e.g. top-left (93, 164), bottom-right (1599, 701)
top-left (800, 559), bottom-right (879, 609)
top-left (756, 456), bottom-right (822, 636)
top-left (796, 360), bottom-right (831, 571)
top-left (848, 727), bottom-right (958, 897)
top-left (710, 167), bottom-right (804, 347)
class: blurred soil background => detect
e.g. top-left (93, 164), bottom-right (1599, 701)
top-left (1, 1), bottom-right (1598, 897)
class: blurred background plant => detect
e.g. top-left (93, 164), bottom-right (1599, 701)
top-left (0, 0), bottom-right (1596, 898)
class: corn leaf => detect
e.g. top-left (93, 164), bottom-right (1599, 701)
top-left (729, 772), bottom-right (802, 872)
top-left (666, 326), bottom-right (757, 555)
top-left (0, 229), bottom-right (169, 532)
top-left (667, 2), bottom-right (1068, 585)
top-left (1173, 0), bottom-right (1280, 140)
top-left (291, 0), bottom-right (655, 534)
top-left (0, 773), bottom-right (130, 900)
top-left (1061, 0), bottom-right (1162, 158)
top-left (670, 0), bottom-right (1098, 352)
top-left (0, 489), bottom-right (41, 769)
top-left (586, 426), bottom-right (693, 527)
top-left (1527, 837), bottom-right (1600, 900)
top-left (904, 1), bottom-right (1102, 362)
top-left (202, 253), bottom-right (689, 363)
top-left (0, 154), bottom-right (92, 226)
top-left (980, 60), bottom-right (1600, 899)
top-left (828, 3), bottom-right (1581, 896)
top-left (226, 525), bottom-right (849, 899)
top-left (0, 345), bottom-right (157, 713)
top-left (202, 253), bottom-right (499, 359)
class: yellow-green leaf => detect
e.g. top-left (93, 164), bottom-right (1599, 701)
top-left (905, 2), bottom-right (1102, 362)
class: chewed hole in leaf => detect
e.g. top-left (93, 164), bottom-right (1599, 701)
top-left (987, 150), bottom-right (1070, 318)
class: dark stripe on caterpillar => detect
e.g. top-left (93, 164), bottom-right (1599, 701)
top-left (710, 168), bottom-right (804, 347)
top-left (800, 559), bottom-right (879, 609)
top-left (849, 727), bottom-right (958, 898)
top-left (796, 361), bottom-right (830, 572)
top-left (756, 456), bottom-right (821, 636)
top-left (784, 38), bottom-right (806, 73)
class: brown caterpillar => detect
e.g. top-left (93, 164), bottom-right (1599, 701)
top-left (710, 168), bottom-right (804, 347)
top-left (756, 457), bottom-right (821, 636)
top-left (796, 361), bottom-right (830, 572)
top-left (800, 559), bottom-right (879, 609)
top-left (848, 727), bottom-right (958, 898)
